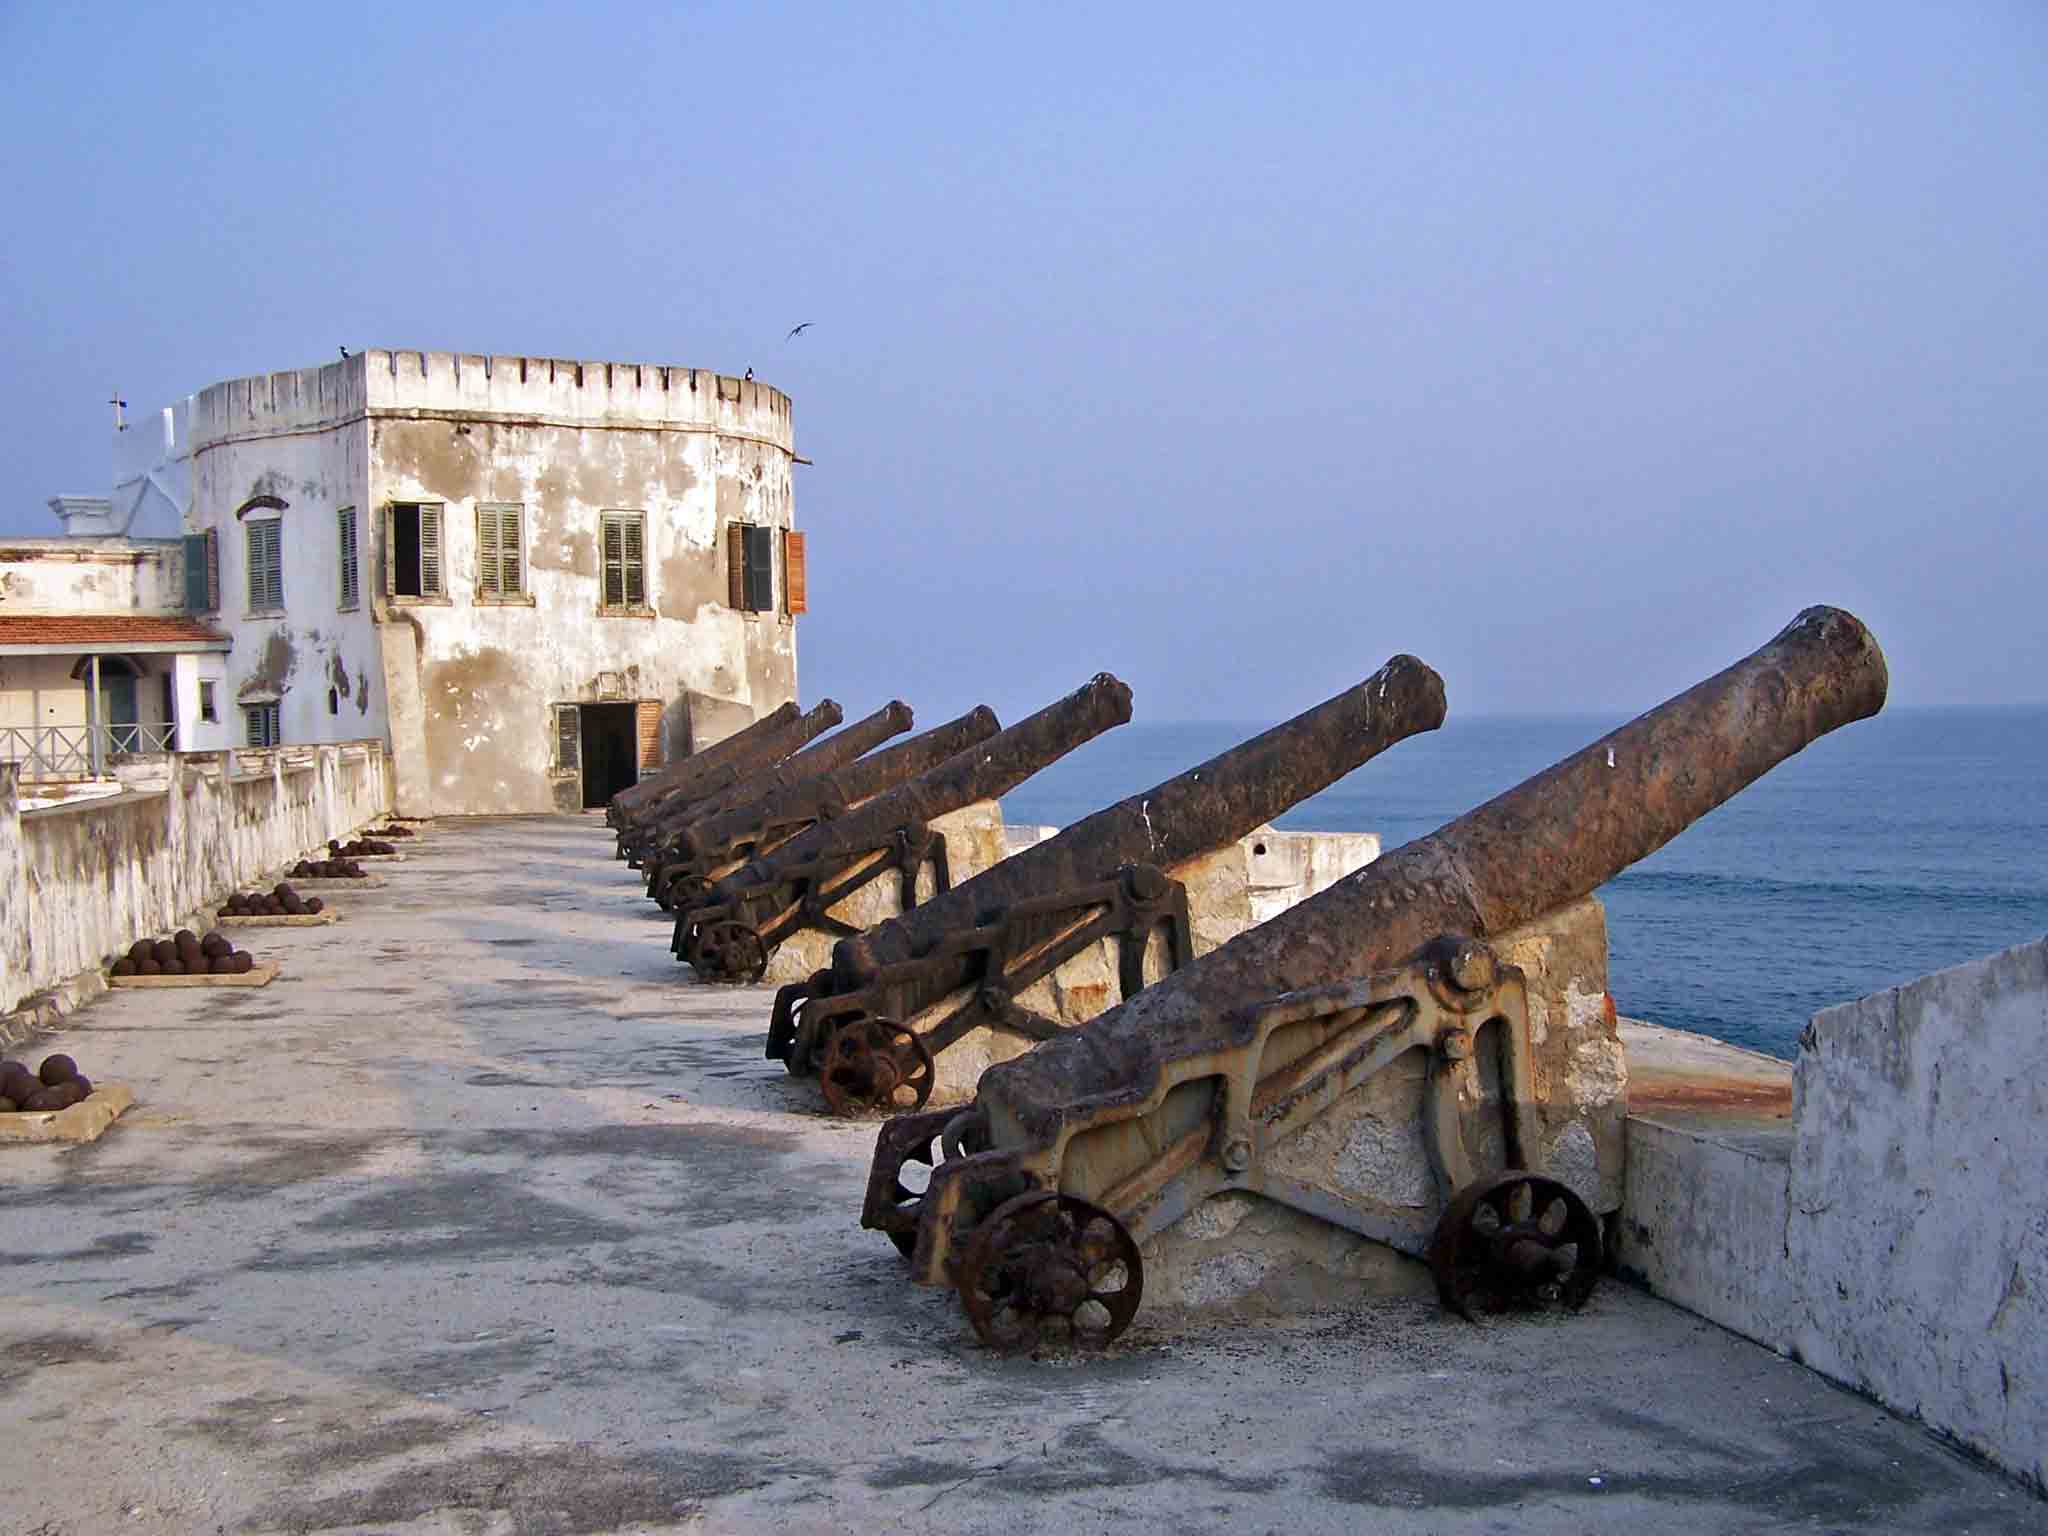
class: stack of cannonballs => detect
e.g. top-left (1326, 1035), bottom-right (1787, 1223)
top-left (331, 835), bottom-right (395, 857)
top-left (289, 854), bottom-right (366, 878)
top-left (110, 930), bottom-right (254, 977)
top-left (0, 1054), bottom-right (93, 1113)
top-left (221, 883), bottom-right (325, 917)
top-left (372, 823), bottom-right (417, 838)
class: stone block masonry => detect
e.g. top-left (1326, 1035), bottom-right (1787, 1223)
top-left (0, 743), bottom-right (392, 1016)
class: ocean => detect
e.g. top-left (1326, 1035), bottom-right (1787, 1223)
top-left (999, 706), bottom-right (2048, 1059)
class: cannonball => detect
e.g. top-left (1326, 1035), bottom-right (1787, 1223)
top-left (0, 1098), bottom-right (15, 1114)
top-left (174, 929), bottom-right (198, 949)
top-left (69, 1074), bottom-right (92, 1098)
top-left (201, 933), bottom-right (230, 958)
top-left (38, 1055), bottom-right (77, 1086)
top-left (152, 939), bottom-right (177, 967)
top-left (128, 939), bottom-right (155, 965)
top-left (231, 952), bottom-right (254, 975)
top-left (46, 1082), bottom-right (84, 1109)
top-left (0, 1069), bottom-right (37, 1104)
top-left (306, 896), bottom-right (324, 914)
top-left (21, 1089), bottom-right (63, 1111)
top-left (137, 958), bottom-right (161, 976)
top-left (210, 955), bottom-right (236, 975)
top-left (111, 957), bottom-right (137, 977)
top-left (160, 959), bottom-right (185, 976)
top-left (283, 894), bottom-right (306, 916)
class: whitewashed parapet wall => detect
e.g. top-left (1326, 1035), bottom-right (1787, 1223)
top-left (1622, 937), bottom-right (2048, 1495)
top-left (0, 743), bottom-right (392, 1013)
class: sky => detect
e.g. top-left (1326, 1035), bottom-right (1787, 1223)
top-left (2, 2), bottom-right (2042, 724)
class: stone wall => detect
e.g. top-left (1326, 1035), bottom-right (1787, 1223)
top-left (0, 743), bottom-right (392, 1015)
top-left (1618, 937), bottom-right (2048, 1494)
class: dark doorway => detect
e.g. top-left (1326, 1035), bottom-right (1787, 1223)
top-left (580, 703), bottom-right (637, 808)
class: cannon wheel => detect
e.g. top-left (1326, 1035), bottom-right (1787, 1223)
top-left (1427, 1170), bottom-right (1601, 1320)
top-left (692, 919), bottom-right (770, 985)
top-left (818, 1017), bottom-right (934, 1116)
top-left (957, 1191), bottom-right (1143, 1353)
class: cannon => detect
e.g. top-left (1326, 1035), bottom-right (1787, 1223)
top-left (641, 701), bottom-right (915, 903)
top-left (674, 674), bottom-right (1133, 985)
top-left (608, 699), bottom-right (801, 834)
top-left (770, 656), bottom-right (1447, 1115)
top-left (647, 706), bottom-right (1002, 912)
top-left (617, 700), bottom-right (843, 863)
top-left (861, 607), bottom-right (1888, 1351)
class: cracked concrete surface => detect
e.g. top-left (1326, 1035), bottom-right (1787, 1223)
top-left (0, 816), bottom-right (2037, 1534)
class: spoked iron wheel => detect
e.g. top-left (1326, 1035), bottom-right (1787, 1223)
top-left (1427, 1170), bottom-right (1602, 1320)
top-left (692, 919), bottom-right (770, 984)
top-left (957, 1191), bottom-right (1143, 1353)
top-left (818, 1017), bottom-right (935, 1115)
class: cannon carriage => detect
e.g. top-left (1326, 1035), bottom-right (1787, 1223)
top-left (770, 655), bottom-right (1448, 1115)
top-left (860, 608), bottom-right (1889, 1351)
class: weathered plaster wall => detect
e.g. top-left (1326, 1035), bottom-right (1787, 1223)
top-left (1788, 939), bottom-right (2048, 1491)
top-left (0, 537), bottom-right (185, 614)
top-left (190, 367), bottom-right (377, 756)
top-left (1617, 938), bottom-right (2048, 1494)
top-left (365, 352), bottom-right (798, 816)
top-left (0, 743), bottom-right (392, 1014)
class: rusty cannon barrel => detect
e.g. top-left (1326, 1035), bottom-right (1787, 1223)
top-left (651, 706), bottom-right (1002, 911)
top-left (676, 673), bottom-right (1134, 984)
top-left (876, 606), bottom-right (1887, 1348)
top-left (619, 700), bottom-right (843, 860)
top-left (775, 655), bottom-right (1448, 1113)
top-left (641, 701), bottom-right (915, 902)
top-left (610, 700), bottom-right (798, 827)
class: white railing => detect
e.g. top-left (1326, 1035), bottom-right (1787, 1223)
top-left (0, 722), bottom-right (179, 780)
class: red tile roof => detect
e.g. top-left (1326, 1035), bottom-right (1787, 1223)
top-left (0, 615), bottom-right (230, 648)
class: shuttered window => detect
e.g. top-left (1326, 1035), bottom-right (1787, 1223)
top-left (726, 523), bottom-right (776, 612)
top-left (601, 512), bottom-right (646, 610)
top-left (243, 702), bottom-right (281, 748)
top-left (183, 530), bottom-right (219, 612)
top-left (246, 519), bottom-right (284, 612)
top-left (478, 504), bottom-right (524, 598)
top-left (553, 704), bottom-right (581, 772)
top-left (338, 507), bottom-right (360, 610)
top-left (386, 503), bottom-right (445, 598)
top-left (782, 529), bottom-right (807, 615)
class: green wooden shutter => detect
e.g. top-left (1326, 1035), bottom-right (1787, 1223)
top-left (555, 704), bottom-right (581, 771)
top-left (602, 516), bottom-right (624, 607)
top-left (478, 506), bottom-right (501, 596)
top-left (338, 508), bottom-right (359, 608)
top-left (499, 506), bottom-right (523, 595)
top-left (183, 534), bottom-right (211, 611)
top-left (623, 514), bottom-right (644, 607)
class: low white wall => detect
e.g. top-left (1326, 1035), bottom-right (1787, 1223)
top-left (1620, 937), bottom-right (2048, 1494)
top-left (1787, 936), bottom-right (2047, 1492)
top-left (0, 742), bottom-right (393, 1012)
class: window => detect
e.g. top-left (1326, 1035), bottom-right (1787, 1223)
top-left (600, 511), bottom-right (646, 610)
top-left (553, 704), bottom-right (581, 772)
top-left (199, 682), bottom-right (217, 722)
top-left (183, 530), bottom-right (220, 612)
top-left (386, 502), bottom-right (445, 598)
top-left (338, 507), bottom-right (360, 609)
top-left (727, 523), bottom-right (774, 612)
top-left (246, 518), bottom-right (284, 612)
top-left (477, 503), bottom-right (525, 598)
top-left (243, 702), bottom-right (281, 748)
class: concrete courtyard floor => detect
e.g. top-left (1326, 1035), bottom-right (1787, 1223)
top-left (0, 815), bottom-right (2038, 1535)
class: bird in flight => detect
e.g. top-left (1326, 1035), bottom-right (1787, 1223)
top-left (785, 322), bottom-right (814, 340)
